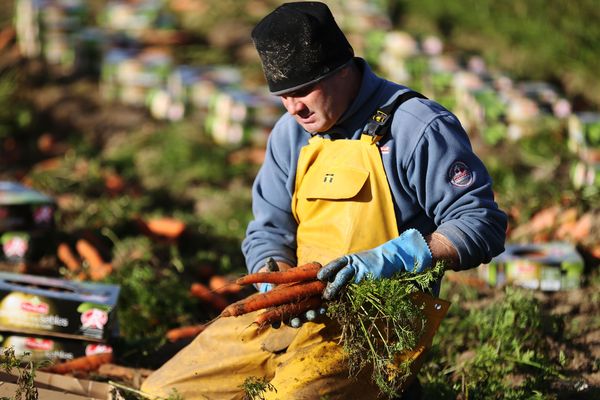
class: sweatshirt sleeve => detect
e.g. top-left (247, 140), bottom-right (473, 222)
top-left (407, 113), bottom-right (507, 270)
top-left (241, 122), bottom-right (299, 274)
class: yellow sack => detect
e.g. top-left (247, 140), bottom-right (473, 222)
top-left (140, 290), bottom-right (449, 400)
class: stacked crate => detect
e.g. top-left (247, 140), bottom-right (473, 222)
top-left (568, 112), bottom-right (600, 190)
top-left (0, 183), bottom-right (120, 363)
top-left (145, 65), bottom-right (242, 122)
top-left (0, 182), bottom-right (55, 266)
top-left (0, 272), bottom-right (119, 363)
top-left (15, 0), bottom-right (97, 76)
top-left (479, 242), bottom-right (584, 291)
top-left (378, 30), bottom-right (577, 148)
top-left (100, 47), bottom-right (174, 107)
top-left (204, 87), bottom-right (284, 147)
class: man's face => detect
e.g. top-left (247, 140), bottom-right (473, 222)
top-left (279, 70), bottom-right (351, 133)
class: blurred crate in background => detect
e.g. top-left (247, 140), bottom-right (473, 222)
top-left (205, 88), bottom-right (283, 147)
top-left (0, 182), bottom-right (56, 266)
top-left (100, 47), bottom-right (173, 107)
top-left (479, 242), bottom-right (584, 291)
top-left (15, 0), bottom-right (94, 76)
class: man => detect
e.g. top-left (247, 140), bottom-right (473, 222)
top-left (141, 2), bottom-right (507, 399)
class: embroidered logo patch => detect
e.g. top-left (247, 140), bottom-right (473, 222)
top-left (449, 161), bottom-right (474, 187)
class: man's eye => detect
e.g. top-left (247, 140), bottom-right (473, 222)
top-left (289, 85), bottom-right (315, 97)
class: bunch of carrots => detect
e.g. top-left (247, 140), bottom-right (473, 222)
top-left (220, 262), bottom-right (325, 328)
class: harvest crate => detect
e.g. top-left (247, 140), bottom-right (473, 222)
top-left (0, 331), bottom-right (113, 362)
top-left (0, 182), bottom-right (56, 264)
top-left (0, 272), bottom-right (120, 341)
top-left (479, 242), bottom-right (584, 291)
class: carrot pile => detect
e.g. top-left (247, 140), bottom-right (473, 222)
top-left (222, 262), bottom-right (326, 328)
top-left (41, 352), bottom-right (113, 374)
top-left (57, 239), bottom-right (113, 281)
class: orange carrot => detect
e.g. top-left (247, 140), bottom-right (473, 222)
top-left (76, 239), bottom-right (113, 280)
top-left (209, 275), bottom-right (244, 294)
top-left (209, 275), bottom-right (228, 291)
top-left (104, 171), bottom-right (125, 195)
top-left (220, 280), bottom-right (326, 317)
top-left (37, 133), bottom-right (56, 154)
top-left (591, 247), bottom-right (600, 260)
top-left (254, 296), bottom-right (323, 327)
top-left (89, 263), bottom-right (113, 281)
top-left (190, 282), bottom-right (230, 311)
top-left (41, 352), bottom-right (113, 374)
top-left (76, 239), bottom-right (104, 268)
top-left (236, 262), bottom-right (322, 285)
top-left (0, 26), bottom-right (15, 52)
top-left (572, 213), bottom-right (592, 241)
top-left (32, 157), bottom-right (62, 173)
top-left (145, 217), bottom-right (186, 238)
top-left (166, 324), bottom-right (207, 342)
top-left (57, 242), bottom-right (81, 272)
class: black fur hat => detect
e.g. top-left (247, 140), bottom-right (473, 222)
top-left (251, 2), bottom-right (354, 95)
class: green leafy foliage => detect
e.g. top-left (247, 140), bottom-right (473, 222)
top-left (0, 347), bottom-right (47, 400)
top-left (396, 0), bottom-right (600, 106)
top-left (421, 285), bottom-right (566, 399)
top-left (0, 69), bottom-right (33, 141)
top-left (106, 259), bottom-right (198, 340)
top-left (240, 376), bottom-right (277, 400)
top-left (327, 262), bottom-right (445, 398)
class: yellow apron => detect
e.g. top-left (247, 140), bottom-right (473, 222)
top-left (292, 134), bottom-right (399, 266)
top-left (141, 134), bottom-right (448, 399)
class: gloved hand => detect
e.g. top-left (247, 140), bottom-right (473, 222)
top-left (259, 283), bottom-right (273, 293)
top-left (257, 257), bottom-right (285, 293)
top-left (289, 306), bottom-right (327, 328)
top-left (317, 229), bottom-right (433, 300)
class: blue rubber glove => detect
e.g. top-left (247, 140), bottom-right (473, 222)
top-left (259, 283), bottom-right (273, 293)
top-left (317, 229), bottom-right (433, 300)
top-left (289, 306), bottom-right (327, 328)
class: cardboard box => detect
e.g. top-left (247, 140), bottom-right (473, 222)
top-left (0, 371), bottom-right (113, 400)
top-left (479, 242), bottom-right (584, 291)
top-left (0, 332), bottom-right (113, 362)
top-left (0, 272), bottom-right (120, 341)
top-left (0, 182), bottom-right (56, 263)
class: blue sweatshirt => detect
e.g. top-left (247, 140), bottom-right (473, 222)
top-left (242, 58), bottom-right (507, 274)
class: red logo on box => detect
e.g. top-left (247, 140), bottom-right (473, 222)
top-left (81, 308), bottom-right (108, 330)
top-left (85, 343), bottom-right (113, 356)
top-left (21, 299), bottom-right (49, 314)
top-left (24, 338), bottom-right (54, 351)
top-left (3, 236), bottom-right (28, 258)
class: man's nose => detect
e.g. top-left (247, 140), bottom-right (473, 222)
top-left (281, 96), bottom-right (304, 115)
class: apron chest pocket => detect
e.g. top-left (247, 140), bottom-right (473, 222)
top-left (298, 166), bottom-right (370, 200)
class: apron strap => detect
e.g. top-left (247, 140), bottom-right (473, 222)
top-left (362, 90), bottom-right (427, 142)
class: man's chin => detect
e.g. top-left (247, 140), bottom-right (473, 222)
top-left (297, 120), bottom-right (329, 134)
